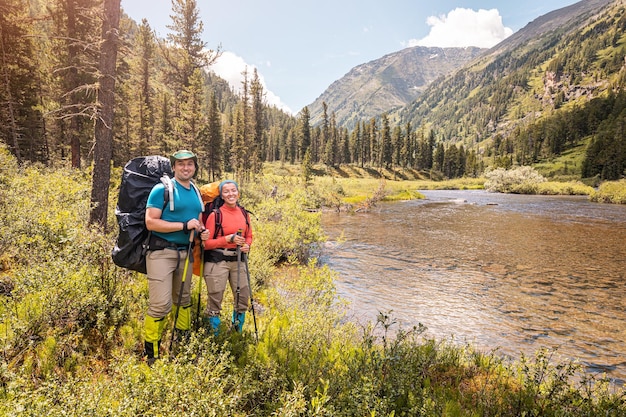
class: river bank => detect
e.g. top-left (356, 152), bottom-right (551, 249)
top-left (321, 190), bottom-right (626, 385)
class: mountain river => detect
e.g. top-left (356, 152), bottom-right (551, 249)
top-left (320, 190), bottom-right (626, 384)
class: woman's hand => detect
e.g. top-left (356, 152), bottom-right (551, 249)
top-left (231, 234), bottom-right (245, 246)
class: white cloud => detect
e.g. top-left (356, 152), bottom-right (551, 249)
top-left (208, 51), bottom-right (293, 114)
top-left (407, 8), bottom-right (513, 48)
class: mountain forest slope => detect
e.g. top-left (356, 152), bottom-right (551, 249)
top-left (0, 0), bottom-right (624, 185)
top-left (390, 0), bottom-right (625, 179)
top-left (304, 0), bottom-right (625, 182)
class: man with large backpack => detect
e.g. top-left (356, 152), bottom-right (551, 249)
top-left (143, 150), bottom-right (207, 364)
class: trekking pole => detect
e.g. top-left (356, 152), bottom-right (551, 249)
top-left (170, 229), bottom-right (195, 352)
top-left (243, 252), bottom-right (259, 343)
top-left (195, 242), bottom-right (204, 331)
top-left (233, 229), bottom-right (243, 331)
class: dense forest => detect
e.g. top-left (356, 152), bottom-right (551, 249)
top-left (1, 0), bottom-right (625, 192)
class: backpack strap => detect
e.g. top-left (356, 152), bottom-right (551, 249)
top-left (212, 208), bottom-right (223, 239)
top-left (211, 205), bottom-right (250, 239)
top-left (190, 181), bottom-right (203, 210)
top-left (162, 177), bottom-right (203, 213)
top-left (160, 176), bottom-right (174, 211)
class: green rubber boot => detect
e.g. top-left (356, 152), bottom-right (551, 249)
top-left (144, 315), bottom-right (166, 365)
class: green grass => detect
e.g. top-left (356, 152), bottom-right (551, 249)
top-left (533, 140), bottom-right (589, 180)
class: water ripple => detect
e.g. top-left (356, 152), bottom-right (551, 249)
top-left (321, 190), bottom-right (626, 382)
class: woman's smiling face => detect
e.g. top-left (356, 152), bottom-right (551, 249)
top-left (221, 182), bottom-right (239, 206)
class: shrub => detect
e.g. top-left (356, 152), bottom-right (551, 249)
top-left (590, 179), bottom-right (626, 204)
top-left (484, 166), bottom-right (546, 193)
top-left (536, 181), bottom-right (594, 195)
top-left (1, 151), bottom-right (624, 416)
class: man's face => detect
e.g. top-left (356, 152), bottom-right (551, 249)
top-left (173, 158), bottom-right (196, 181)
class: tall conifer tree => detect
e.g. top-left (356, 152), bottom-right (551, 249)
top-left (90, 0), bottom-right (121, 228)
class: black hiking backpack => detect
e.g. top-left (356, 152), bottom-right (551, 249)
top-left (112, 155), bottom-right (173, 274)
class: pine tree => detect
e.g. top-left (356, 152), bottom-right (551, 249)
top-left (349, 122), bottom-right (361, 166)
top-left (49, 0), bottom-right (101, 168)
top-left (176, 68), bottom-right (207, 149)
top-left (203, 92), bottom-right (223, 181)
top-left (132, 18), bottom-right (157, 155)
top-left (392, 125), bottom-right (402, 167)
top-left (298, 107), bottom-right (311, 162)
top-left (361, 120), bottom-right (370, 167)
top-left (163, 0), bottom-right (218, 91)
top-left (0, 0), bottom-right (42, 164)
top-left (380, 114), bottom-right (392, 169)
top-left (90, 0), bottom-right (121, 228)
top-left (250, 68), bottom-right (265, 175)
top-left (368, 118), bottom-right (378, 167)
top-left (399, 122), bottom-right (411, 168)
top-left (340, 127), bottom-right (350, 165)
top-left (433, 142), bottom-right (445, 172)
top-left (323, 110), bottom-right (337, 167)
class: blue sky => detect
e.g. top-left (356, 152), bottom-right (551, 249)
top-left (121, 0), bottom-right (581, 114)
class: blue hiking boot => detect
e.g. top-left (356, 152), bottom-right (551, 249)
top-left (203, 316), bottom-right (221, 337)
top-left (232, 311), bottom-right (245, 333)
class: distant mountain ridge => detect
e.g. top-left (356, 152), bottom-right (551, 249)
top-left (308, 46), bottom-right (485, 129)
top-left (394, 0), bottom-right (619, 143)
top-left (489, 0), bottom-right (614, 54)
top-left (307, 0), bottom-right (616, 132)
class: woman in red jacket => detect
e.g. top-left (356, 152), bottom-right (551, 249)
top-left (201, 180), bottom-right (253, 335)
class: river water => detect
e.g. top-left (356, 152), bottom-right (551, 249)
top-left (320, 190), bottom-right (626, 383)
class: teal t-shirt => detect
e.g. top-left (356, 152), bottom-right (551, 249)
top-left (146, 180), bottom-right (203, 246)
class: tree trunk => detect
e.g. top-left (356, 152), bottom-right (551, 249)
top-left (89, 0), bottom-right (120, 228)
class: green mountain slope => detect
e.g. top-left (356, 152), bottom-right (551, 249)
top-left (395, 0), bottom-right (621, 146)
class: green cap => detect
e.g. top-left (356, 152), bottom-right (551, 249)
top-left (170, 150), bottom-right (199, 176)
top-left (170, 149), bottom-right (197, 165)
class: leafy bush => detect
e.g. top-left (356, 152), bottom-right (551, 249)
top-left (536, 181), bottom-right (593, 195)
top-left (590, 179), bottom-right (626, 204)
top-left (484, 166), bottom-right (546, 193)
top-left (0, 149), bottom-right (141, 381)
top-left (243, 175), bottom-right (326, 266)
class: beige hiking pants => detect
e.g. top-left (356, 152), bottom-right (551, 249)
top-left (203, 259), bottom-right (249, 315)
top-left (146, 248), bottom-right (193, 318)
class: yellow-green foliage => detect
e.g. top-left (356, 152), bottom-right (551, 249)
top-left (384, 188), bottom-right (426, 202)
top-left (311, 177), bottom-right (430, 209)
top-left (536, 181), bottom-right (594, 196)
top-left (533, 141), bottom-right (589, 181)
top-left (0, 148), bottom-right (141, 381)
top-left (409, 177), bottom-right (485, 190)
top-left (1, 147), bottom-right (624, 416)
top-left (242, 175), bottom-right (327, 267)
top-left (590, 179), bottom-right (626, 204)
